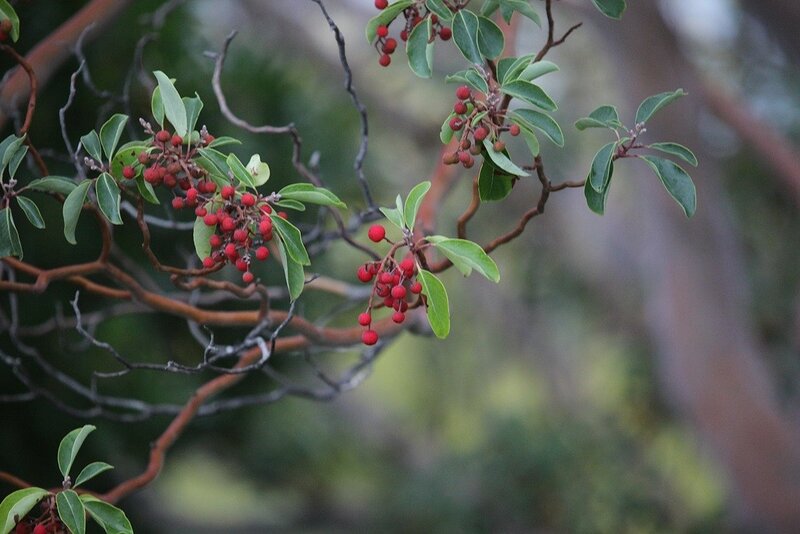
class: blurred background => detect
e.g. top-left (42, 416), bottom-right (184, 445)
top-left (2, 0), bottom-right (800, 531)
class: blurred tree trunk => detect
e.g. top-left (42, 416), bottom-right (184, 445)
top-left (591, 2), bottom-right (800, 529)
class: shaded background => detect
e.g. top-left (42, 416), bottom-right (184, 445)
top-left (2, 0), bottom-right (800, 531)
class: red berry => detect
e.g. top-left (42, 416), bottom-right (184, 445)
top-left (209, 234), bottom-right (222, 248)
top-left (376, 25), bottom-right (389, 38)
top-left (171, 197), bottom-right (184, 209)
top-left (235, 258), bottom-right (248, 272)
top-left (259, 219), bottom-right (272, 235)
top-left (241, 193), bottom-right (256, 206)
top-left (493, 140), bottom-right (506, 152)
top-left (122, 165), bottom-right (136, 179)
top-left (463, 155), bottom-right (475, 168)
top-left (221, 185), bottom-right (236, 199)
top-left (186, 187), bottom-right (198, 201)
top-left (233, 229), bottom-right (248, 242)
top-left (221, 217), bottom-right (236, 232)
top-left (376, 284), bottom-right (390, 297)
top-left (137, 151), bottom-right (149, 164)
top-left (204, 214), bottom-right (218, 226)
top-left (453, 101), bottom-right (467, 115)
top-left (278, 211), bottom-right (288, 219)
top-left (260, 203), bottom-right (273, 214)
top-left (410, 281), bottom-right (422, 294)
top-left (456, 85), bottom-right (471, 100)
top-left (392, 311), bottom-right (405, 324)
top-left (391, 285), bottom-right (407, 299)
top-left (156, 130), bottom-right (171, 143)
top-left (202, 257), bottom-right (215, 268)
top-left (379, 272), bottom-right (394, 284)
top-left (358, 312), bottom-right (372, 326)
top-left (203, 133), bottom-right (215, 145)
top-left (439, 27), bottom-right (452, 40)
top-left (224, 243), bottom-right (237, 257)
top-left (378, 54), bottom-right (391, 67)
top-left (368, 224), bottom-right (386, 242)
top-left (255, 246), bottom-right (269, 261)
top-left (474, 126), bottom-right (489, 141)
top-left (204, 181), bottom-right (217, 193)
top-left (383, 38), bottom-right (397, 53)
top-left (357, 266), bottom-right (373, 283)
top-left (400, 30), bottom-right (409, 41)
top-left (143, 166), bottom-right (158, 183)
top-left (33, 525), bottom-right (46, 534)
top-left (509, 124), bottom-right (521, 136)
top-left (242, 271), bottom-right (255, 283)
top-left (362, 330), bottom-right (379, 346)
top-left (195, 206), bottom-right (207, 217)
top-left (163, 174), bottom-right (177, 188)
top-left (171, 134), bottom-right (183, 146)
top-left (449, 117), bottom-right (464, 131)
top-left (400, 257), bottom-right (415, 273)
top-left (374, 0), bottom-right (388, 8)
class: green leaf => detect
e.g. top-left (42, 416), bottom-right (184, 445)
top-left (395, 194), bottom-right (405, 216)
top-left (182, 94), bottom-right (203, 136)
top-left (151, 86), bottom-right (164, 127)
top-left (276, 239), bottom-right (305, 302)
top-left (480, 0), bottom-right (500, 17)
top-left (440, 111), bottom-right (457, 144)
top-left (635, 88), bottom-right (687, 125)
top-left (588, 142), bottom-right (617, 192)
top-left (0, 206), bottom-right (22, 258)
top-left (0, 0), bottom-right (20, 41)
top-left (482, 139), bottom-right (529, 176)
top-left (452, 10), bottom-right (482, 64)
top-left (245, 154), bottom-right (270, 187)
top-left (193, 216), bottom-right (214, 260)
top-left (95, 173), bottom-right (123, 225)
top-left (274, 199), bottom-right (306, 211)
top-left (196, 148), bottom-right (229, 177)
top-left (0, 488), bottom-right (50, 533)
top-left (74, 462), bottom-right (114, 488)
top-left (476, 15), bottom-right (504, 59)
top-left (153, 71), bottom-right (187, 137)
top-left (471, 111), bottom-right (488, 127)
top-left (80, 130), bottom-right (102, 162)
top-left (426, 236), bottom-right (500, 282)
top-left (498, 53), bottom-right (535, 84)
top-left (574, 104), bottom-right (623, 130)
top-left (379, 207), bottom-right (405, 230)
top-left (510, 109), bottom-right (564, 146)
top-left (279, 183), bottom-right (346, 209)
top-left (56, 490), bottom-right (86, 534)
top-left (514, 121), bottom-right (540, 157)
top-left (418, 270), bottom-right (450, 339)
top-left (99, 114), bottom-right (128, 161)
top-left (591, 0), bottom-right (626, 19)
top-left (80, 497), bottom-right (133, 534)
top-left (0, 134), bottom-right (23, 170)
top-left (135, 176), bottom-right (160, 204)
top-left (499, 0), bottom-right (541, 26)
top-left (58, 425), bottom-right (96, 480)
top-left (16, 196), bottom-right (44, 229)
top-left (639, 155), bottom-right (697, 217)
top-left (365, 0), bottom-right (413, 42)
top-left (7, 144), bottom-right (27, 179)
top-left (27, 176), bottom-right (77, 195)
top-left (207, 136), bottom-right (241, 149)
top-left (426, 0), bottom-right (453, 21)
top-left (445, 69), bottom-right (488, 94)
top-left (407, 16), bottom-right (434, 78)
top-left (226, 153), bottom-right (256, 189)
top-left (518, 59), bottom-right (558, 82)
top-left (584, 165), bottom-right (612, 215)
top-left (270, 214), bottom-right (310, 265)
top-left (478, 160), bottom-right (514, 201)
top-left (648, 142), bottom-right (698, 167)
top-left (500, 80), bottom-right (557, 111)
top-left (62, 180), bottom-right (92, 245)
top-left (403, 181), bottom-right (431, 230)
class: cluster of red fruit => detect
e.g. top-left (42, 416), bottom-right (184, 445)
top-left (373, 0), bottom-right (452, 67)
top-left (355, 224), bottom-right (423, 345)
top-left (15, 520), bottom-right (54, 534)
top-left (442, 85), bottom-right (521, 168)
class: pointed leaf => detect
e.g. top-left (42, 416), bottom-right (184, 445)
top-left (379, 207), bottom-right (405, 230)
top-left (95, 173), bottom-right (122, 225)
top-left (56, 490), bottom-right (85, 534)
top-left (8, 144), bottom-right (27, 179)
top-left (452, 10), bottom-right (482, 64)
top-left (226, 153), bottom-right (256, 189)
top-left (99, 114), bottom-right (128, 161)
top-left (207, 136), bottom-right (241, 149)
top-left (62, 180), bottom-right (92, 245)
top-left (440, 111), bottom-right (457, 144)
top-left (498, 54), bottom-right (536, 84)
top-left (403, 181), bottom-right (431, 230)
top-left (445, 69), bottom-right (488, 94)
top-left (500, 80), bottom-right (557, 111)
top-left (80, 130), bottom-right (102, 162)
top-left (584, 163), bottom-right (613, 215)
top-left (193, 216), bottom-right (214, 260)
top-left (0, 207), bottom-right (22, 258)
top-left (514, 121), bottom-right (540, 157)
top-left (365, 0), bottom-right (413, 42)
top-left (0, 488), bottom-right (50, 533)
top-left (640, 155), bottom-right (697, 217)
top-left (518, 59), bottom-right (558, 82)
top-left (635, 89), bottom-right (687, 125)
top-left (482, 139), bottom-right (529, 176)
top-left (426, 0), bottom-right (453, 21)
top-left (588, 142), bottom-right (616, 192)
top-left (591, 0), bottom-right (626, 19)
top-left (510, 109), bottom-right (564, 146)
top-left (0, 0), bottom-right (20, 41)
top-left (135, 176), bottom-right (160, 204)
top-left (407, 16), bottom-right (434, 78)
top-left (57, 425), bottom-right (96, 479)
top-left (476, 16), bottom-right (504, 59)
top-left (427, 236), bottom-right (500, 282)
top-left (153, 71), bottom-right (187, 137)
top-left (279, 183), bottom-right (346, 209)
top-left (270, 214), bottom-right (310, 265)
top-left (16, 196), bottom-right (45, 229)
top-left (80, 497), bottom-right (133, 534)
top-left (27, 176), bottom-right (77, 195)
top-left (648, 142), bottom-right (698, 167)
top-left (478, 160), bottom-right (514, 201)
top-left (182, 94), bottom-right (203, 136)
top-left (575, 104), bottom-right (622, 130)
top-left (499, 0), bottom-right (541, 26)
top-left (418, 269), bottom-right (450, 338)
top-left (151, 86), bottom-right (164, 127)
top-left (277, 239), bottom-right (305, 301)
top-left (74, 462), bottom-right (114, 488)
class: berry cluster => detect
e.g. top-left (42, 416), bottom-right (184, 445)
top-left (441, 85), bottom-right (521, 169)
top-left (12, 500), bottom-right (64, 534)
top-left (372, 1), bottom-right (452, 67)
top-left (355, 224), bottom-right (423, 345)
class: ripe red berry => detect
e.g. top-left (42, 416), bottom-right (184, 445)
top-left (400, 257), bottom-right (415, 273)
top-left (456, 85), bottom-right (471, 100)
top-left (260, 204), bottom-right (273, 215)
top-left (221, 217), bottom-right (236, 232)
top-left (122, 165), bottom-right (136, 179)
top-left (202, 257), bottom-right (215, 268)
top-left (383, 38), bottom-right (397, 53)
top-left (368, 224), bottom-right (386, 242)
top-left (224, 243), bottom-right (237, 257)
top-left (171, 134), bottom-right (183, 146)
top-left (242, 271), bottom-right (254, 283)
top-left (374, 0), bottom-right (388, 8)
top-left (33, 525), bottom-right (46, 534)
top-left (509, 124), bottom-right (521, 136)
top-left (171, 197), bottom-right (184, 209)
top-left (137, 151), bottom-right (149, 164)
top-left (258, 219), bottom-right (272, 235)
top-left (463, 155), bottom-right (475, 168)
top-left (241, 193), bottom-right (256, 206)
top-left (186, 187), bottom-right (198, 201)
top-left (221, 185), bottom-right (236, 199)
top-left (439, 27), bottom-right (452, 40)
top-left (233, 229), bottom-right (248, 242)
top-left (449, 117), bottom-right (464, 131)
top-left (376, 25), bottom-right (389, 38)
top-left (358, 312), bottom-right (372, 326)
top-left (362, 330), bottom-right (379, 346)
top-left (357, 266), bottom-right (373, 283)
top-left (493, 140), bottom-right (506, 152)
top-left (392, 311), bottom-right (405, 324)
top-left (204, 214), bottom-right (218, 227)
top-left (458, 151), bottom-right (471, 165)
top-left (473, 126), bottom-right (489, 141)
top-left (209, 234), bottom-right (222, 248)
top-left (391, 285), bottom-right (407, 299)
top-left (379, 272), bottom-right (394, 284)
top-left (195, 206), bottom-right (207, 217)
top-left (143, 166), bottom-right (158, 183)
top-left (203, 181), bottom-right (217, 193)
top-left (156, 130), bottom-right (171, 143)
top-left (378, 54), bottom-right (391, 67)
top-left (453, 101), bottom-right (467, 115)
top-left (410, 281), bottom-right (423, 294)
top-left (235, 258), bottom-right (248, 272)
top-left (255, 246), bottom-right (269, 261)
top-left (163, 174), bottom-right (177, 188)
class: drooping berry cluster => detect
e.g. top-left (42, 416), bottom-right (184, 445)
top-left (355, 224), bottom-right (423, 345)
top-left (372, 1), bottom-right (453, 67)
top-left (442, 85), bottom-right (521, 169)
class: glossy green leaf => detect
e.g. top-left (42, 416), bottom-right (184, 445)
top-left (519, 59), bottom-right (559, 82)
top-left (0, 207), bottom-right (22, 258)
top-left (498, 53), bottom-right (535, 84)
top-left (0, 134), bottom-right (23, 168)
top-left (135, 176), bottom-right (160, 204)
top-left (648, 142), bottom-right (698, 167)
top-left (279, 183), bottom-right (346, 209)
top-left (80, 130), bottom-right (102, 162)
top-left (588, 142), bottom-right (617, 192)
top-left (499, 0), bottom-right (541, 26)
top-left (151, 86), bottom-right (164, 127)
top-left (407, 17), bottom-right (434, 78)
top-left (478, 160), bottom-right (514, 201)
top-left (0, 488), bottom-right (50, 533)
top-left (245, 154), bottom-right (270, 187)
top-left (500, 80), bottom-right (557, 111)
top-left (197, 148), bottom-right (229, 177)
top-left (418, 269), bottom-right (450, 338)
top-left (426, 236), bottom-right (500, 282)
top-left (640, 155), bottom-right (697, 217)
top-left (591, 0), bottom-right (626, 19)
top-left (62, 180), bottom-right (92, 245)
top-left (56, 490), bottom-right (85, 534)
top-left (226, 153), bottom-right (256, 189)
top-left (16, 196), bottom-right (44, 229)
top-left (153, 71), bottom-right (187, 137)
top-left (271, 214), bottom-right (310, 265)
top-left (379, 207), bottom-right (405, 230)
top-left (80, 496), bottom-right (133, 534)
top-left (365, 0), bottom-right (413, 42)
top-left (426, 0), bottom-right (453, 21)
top-left (635, 88), bottom-right (687, 125)
top-left (512, 120), bottom-right (540, 157)
top-left (476, 15), bottom-right (504, 59)
top-left (403, 181), bottom-right (431, 230)
top-left (574, 104), bottom-right (622, 130)
top-left (99, 114), bottom-right (128, 161)
top-left (95, 173), bottom-right (122, 225)
top-left (27, 176), bottom-right (77, 195)
top-left (0, 0), bottom-right (20, 41)
top-left (584, 170), bottom-right (610, 215)
top-left (445, 69), bottom-right (488, 94)
top-left (276, 239), bottom-right (305, 301)
top-left (274, 199), bottom-right (306, 211)
top-left (74, 462), bottom-right (114, 488)
top-left (193, 216), bottom-right (214, 260)
top-left (207, 136), bottom-right (241, 149)
top-left (7, 144), bottom-right (27, 179)
top-left (440, 111), bottom-right (457, 144)
top-left (58, 425), bottom-right (96, 479)
top-left (452, 10), bottom-right (482, 64)
top-left (182, 94), bottom-right (203, 136)
top-left (480, 0), bottom-right (500, 16)
top-left (510, 109), bottom-right (564, 146)
top-left (482, 139), bottom-right (529, 176)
